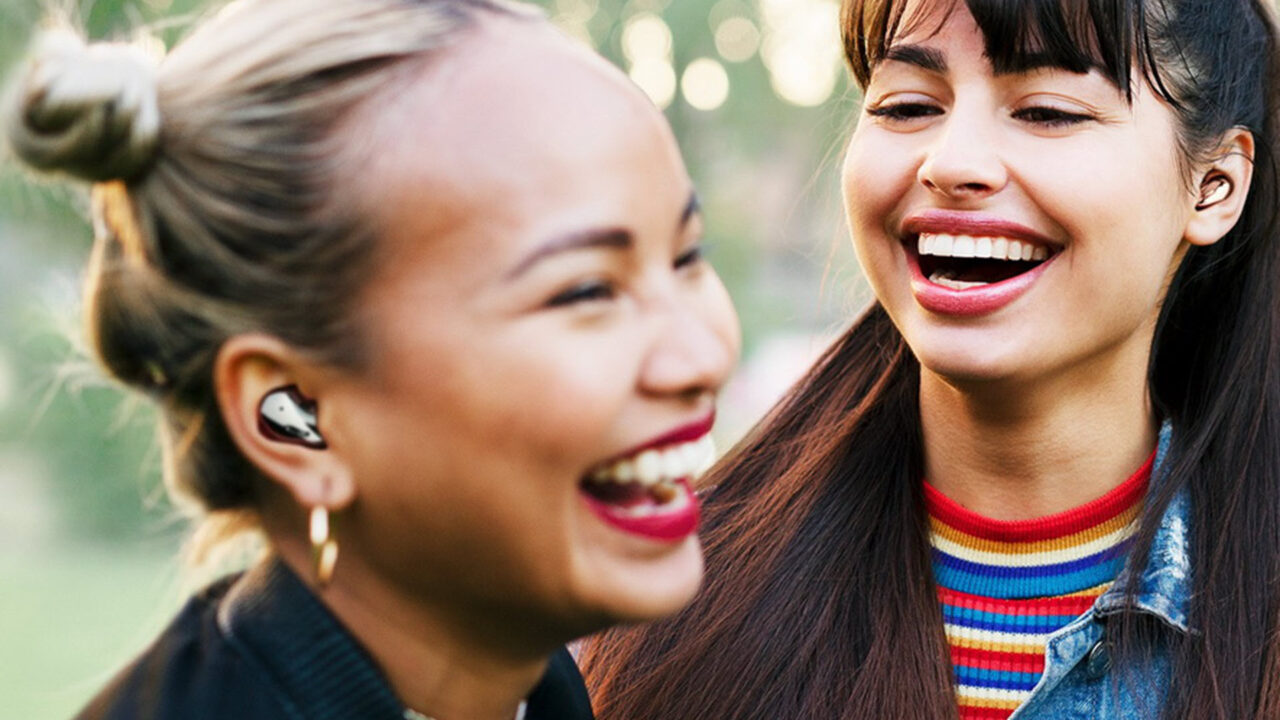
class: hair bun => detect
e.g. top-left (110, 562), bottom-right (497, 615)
top-left (5, 28), bottom-right (161, 182)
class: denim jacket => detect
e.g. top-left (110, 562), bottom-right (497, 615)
top-left (1009, 425), bottom-right (1189, 719)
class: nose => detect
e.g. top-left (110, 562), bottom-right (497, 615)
top-left (639, 283), bottom-right (739, 400)
top-left (917, 104), bottom-right (1008, 199)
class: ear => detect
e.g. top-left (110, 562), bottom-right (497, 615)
top-left (213, 334), bottom-right (356, 511)
top-left (1184, 127), bottom-right (1255, 247)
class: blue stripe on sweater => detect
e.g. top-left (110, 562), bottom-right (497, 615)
top-left (933, 557), bottom-right (1124, 599)
top-left (953, 665), bottom-right (1041, 692)
top-left (941, 604), bottom-right (1080, 635)
top-left (932, 540), bottom-right (1131, 579)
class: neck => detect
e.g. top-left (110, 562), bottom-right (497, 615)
top-left (272, 539), bottom-right (547, 720)
top-left (918, 345), bottom-right (1158, 520)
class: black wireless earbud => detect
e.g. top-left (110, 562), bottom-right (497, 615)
top-left (258, 386), bottom-right (326, 449)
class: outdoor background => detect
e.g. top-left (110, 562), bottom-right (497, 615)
top-left (0, 0), bottom-right (870, 717)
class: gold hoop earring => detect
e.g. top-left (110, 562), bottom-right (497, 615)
top-left (309, 505), bottom-right (339, 588)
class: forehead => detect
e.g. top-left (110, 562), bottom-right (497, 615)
top-left (356, 17), bottom-right (681, 266)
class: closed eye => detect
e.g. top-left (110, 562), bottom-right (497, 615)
top-left (675, 244), bottom-right (704, 270)
top-left (1012, 106), bottom-right (1094, 127)
top-left (866, 102), bottom-right (943, 121)
top-left (546, 280), bottom-right (616, 307)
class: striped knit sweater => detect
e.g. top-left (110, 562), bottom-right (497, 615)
top-left (926, 454), bottom-right (1154, 720)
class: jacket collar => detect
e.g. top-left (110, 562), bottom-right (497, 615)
top-left (218, 558), bottom-right (408, 720)
top-left (216, 558), bottom-right (595, 720)
top-left (1094, 422), bottom-right (1193, 633)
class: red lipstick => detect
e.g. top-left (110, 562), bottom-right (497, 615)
top-left (581, 479), bottom-right (701, 542)
top-left (901, 211), bottom-right (1060, 317)
top-left (602, 411), bottom-right (715, 465)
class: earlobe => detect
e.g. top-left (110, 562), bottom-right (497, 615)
top-left (214, 334), bottom-right (356, 511)
top-left (1184, 127), bottom-right (1255, 247)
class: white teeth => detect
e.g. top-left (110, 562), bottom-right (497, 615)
top-left (929, 271), bottom-right (989, 290)
top-left (634, 450), bottom-right (662, 486)
top-left (615, 458), bottom-right (635, 482)
top-left (588, 434), bottom-right (717, 488)
top-left (917, 233), bottom-right (1051, 262)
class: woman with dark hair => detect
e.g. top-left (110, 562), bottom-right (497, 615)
top-left (3, 1), bottom-right (740, 718)
top-left (583, 0), bottom-right (1280, 718)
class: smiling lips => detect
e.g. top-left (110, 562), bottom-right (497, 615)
top-left (580, 418), bottom-right (716, 542)
top-left (903, 216), bottom-right (1060, 316)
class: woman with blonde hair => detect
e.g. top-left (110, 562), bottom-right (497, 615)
top-left (5, 1), bottom-right (740, 718)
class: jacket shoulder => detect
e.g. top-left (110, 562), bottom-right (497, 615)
top-left (73, 576), bottom-right (295, 720)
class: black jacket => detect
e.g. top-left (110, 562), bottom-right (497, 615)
top-left (75, 558), bottom-right (596, 720)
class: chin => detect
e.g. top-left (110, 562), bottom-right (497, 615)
top-left (573, 537), bottom-right (705, 626)
top-left (914, 350), bottom-right (1017, 386)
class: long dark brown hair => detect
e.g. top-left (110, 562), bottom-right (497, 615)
top-left (581, 1), bottom-right (1280, 718)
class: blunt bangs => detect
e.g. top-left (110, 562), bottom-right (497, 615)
top-left (843, 0), bottom-right (1149, 98)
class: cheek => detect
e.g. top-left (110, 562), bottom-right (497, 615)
top-left (843, 131), bottom-right (915, 235)
top-left (440, 330), bottom-right (633, 472)
top-left (842, 132), bottom-right (916, 294)
top-left (695, 272), bottom-right (742, 361)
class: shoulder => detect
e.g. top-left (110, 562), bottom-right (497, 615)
top-left (525, 646), bottom-right (595, 720)
top-left (73, 575), bottom-right (295, 720)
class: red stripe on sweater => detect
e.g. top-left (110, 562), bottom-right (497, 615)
top-left (957, 705), bottom-right (1018, 720)
top-left (924, 452), bottom-right (1154, 543)
top-left (950, 645), bottom-right (1046, 675)
top-left (938, 586), bottom-right (1101, 616)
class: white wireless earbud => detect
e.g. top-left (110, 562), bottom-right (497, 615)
top-left (258, 386), bottom-right (326, 449)
top-left (1195, 175), bottom-right (1232, 210)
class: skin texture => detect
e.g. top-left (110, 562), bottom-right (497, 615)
top-left (842, 0), bottom-right (1251, 519)
top-left (215, 16), bottom-right (740, 720)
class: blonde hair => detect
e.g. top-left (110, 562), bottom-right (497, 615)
top-left (4, 0), bottom-right (537, 557)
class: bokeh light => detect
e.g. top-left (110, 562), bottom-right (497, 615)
top-left (621, 12), bottom-right (673, 64)
top-left (629, 57), bottom-right (678, 108)
top-left (552, 0), bottom-right (599, 45)
top-left (714, 16), bottom-right (761, 63)
top-left (682, 57), bottom-right (730, 110)
top-left (622, 12), bottom-right (677, 108)
top-left (758, 0), bottom-right (843, 107)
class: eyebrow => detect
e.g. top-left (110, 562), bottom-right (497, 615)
top-left (884, 45), bottom-right (948, 74)
top-left (505, 191), bottom-right (701, 280)
top-left (882, 44), bottom-right (1096, 78)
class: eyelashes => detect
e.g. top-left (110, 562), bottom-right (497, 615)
top-left (544, 244), bottom-right (708, 309)
top-left (866, 102), bottom-right (942, 121)
top-left (546, 280), bottom-right (617, 307)
top-left (1009, 106), bottom-right (1094, 127)
top-left (674, 244), bottom-right (704, 269)
top-left (866, 101), bottom-right (1095, 128)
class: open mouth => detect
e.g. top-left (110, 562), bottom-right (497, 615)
top-left (913, 233), bottom-right (1057, 290)
top-left (578, 434), bottom-right (715, 541)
